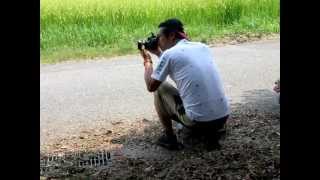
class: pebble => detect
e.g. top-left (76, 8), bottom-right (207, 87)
top-left (144, 166), bottom-right (153, 173)
top-left (104, 130), bottom-right (112, 135)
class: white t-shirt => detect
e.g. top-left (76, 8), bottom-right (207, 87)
top-left (151, 39), bottom-right (230, 122)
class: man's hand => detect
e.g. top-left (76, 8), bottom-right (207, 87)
top-left (273, 85), bottom-right (280, 93)
top-left (273, 80), bottom-right (280, 93)
top-left (139, 49), bottom-right (153, 66)
top-left (148, 47), bottom-right (162, 58)
top-left (140, 48), bottom-right (151, 60)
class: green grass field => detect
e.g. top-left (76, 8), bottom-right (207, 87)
top-left (41, 0), bottom-right (279, 64)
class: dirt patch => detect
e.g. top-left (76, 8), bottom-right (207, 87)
top-left (40, 101), bottom-right (279, 180)
top-left (95, 109), bottom-right (279, 180)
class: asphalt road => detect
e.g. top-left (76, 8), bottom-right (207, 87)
top-left (40, 39), bottom-right (280, 146)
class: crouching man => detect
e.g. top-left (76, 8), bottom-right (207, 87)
top-left (139, 18), bottom-right (230, 150)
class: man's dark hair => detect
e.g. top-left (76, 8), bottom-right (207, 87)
top-left (158, 18), bottom-right (185, 39)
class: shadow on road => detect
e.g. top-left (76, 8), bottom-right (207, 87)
top-left (232, 89), bottom-right (280, 113)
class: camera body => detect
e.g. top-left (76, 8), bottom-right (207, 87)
top-left (137, 33), bottom-right (159, 51)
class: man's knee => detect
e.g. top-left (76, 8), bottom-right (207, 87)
top-left (159, 82), bottom-right (178, 96)
top-left (154, 85), bottom-right (166, 110)
top-left (157, 82), bottom-right (169, 92)
top-left (154, 82), bottom-right (169, 98)
top-left (153, 90), bottom-right (161, 106)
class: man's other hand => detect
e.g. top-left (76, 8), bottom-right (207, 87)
top-left (148, 47), bottom-right (162, 57)
top-left (140, 49), bottom-right (153, 66)
top-left (140, 49), bottom-right (152, 60)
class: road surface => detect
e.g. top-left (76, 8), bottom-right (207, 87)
top-left (40, 39), bottom-right (280, 146)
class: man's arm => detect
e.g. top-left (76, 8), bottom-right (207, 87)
top-left (144, 62), bottom-right (162, 92)
top-left (140, 49), bottom-right (162, 92)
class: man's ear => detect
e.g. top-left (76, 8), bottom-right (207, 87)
top-left (169, 32), bottom-right (176, 41)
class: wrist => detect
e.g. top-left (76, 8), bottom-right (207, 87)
top-left (144, 58), bottom-right (152, 61)
top-left (144, 60), bottom-right (152, 66)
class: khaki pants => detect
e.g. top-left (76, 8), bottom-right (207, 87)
top-left (154, 82), bottom-right (228, 131)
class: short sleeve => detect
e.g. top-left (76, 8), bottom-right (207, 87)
top-left (151, 53), bottom-right (170, 82)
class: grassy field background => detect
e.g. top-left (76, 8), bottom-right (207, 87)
top-left (41, 0), bottom-right (279, 64)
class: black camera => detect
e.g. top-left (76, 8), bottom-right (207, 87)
top-left (137, 33), bottom-right (159, 51)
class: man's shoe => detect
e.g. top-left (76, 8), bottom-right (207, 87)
top-left (205, 137), bottom-right (221, 151)
top-left (156, 134), bottom-right (184, 150)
